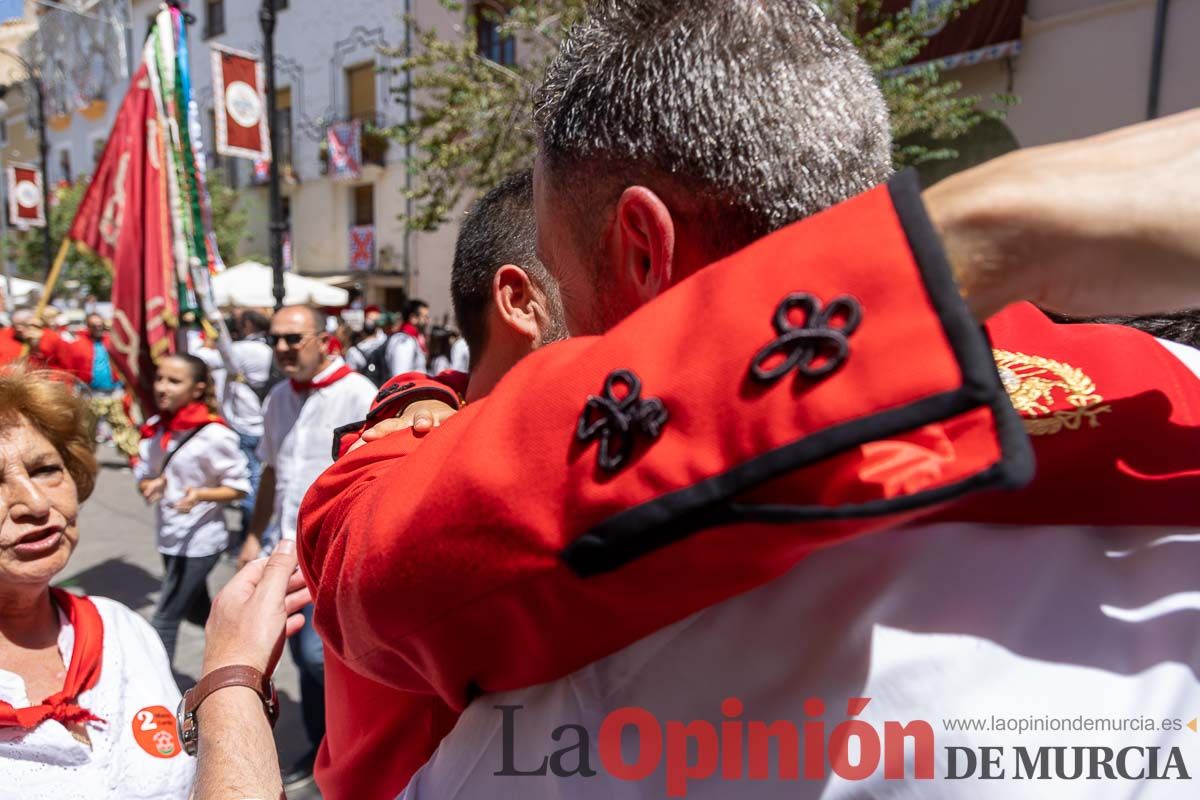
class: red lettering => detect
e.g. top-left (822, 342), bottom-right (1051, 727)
top-left (884, 720), bottom-right (935, 779)
top-left (747, 721), bottom-right (800, 780)
top-left (598, 707), bottom-right (663, 782)
top-left (665, 721), bottom-right (719, 798)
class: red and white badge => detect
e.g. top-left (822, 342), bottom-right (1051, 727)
top-left (131, 705), bottom-right (182, 759)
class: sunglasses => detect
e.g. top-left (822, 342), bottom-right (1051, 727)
top-left (266, 332), bottom-right (319, 348)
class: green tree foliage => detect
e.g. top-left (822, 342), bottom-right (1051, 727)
top-left (6, 171), bottom-right (248, 301)
top-left (390, 0), bottom-right (1014, 231)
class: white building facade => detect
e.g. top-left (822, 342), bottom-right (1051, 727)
top-left (42, 0), bottom-right (472, 318)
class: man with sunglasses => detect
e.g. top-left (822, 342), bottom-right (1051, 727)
top-left (238, 304), bottom-right (375, 790)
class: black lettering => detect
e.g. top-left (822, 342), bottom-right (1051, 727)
top-left (1089, 747), bottom-right (1115, 780)
top-left (980, 747), bottom-right (1005, 779)
top-left (1163, 747), bottom-right (1191, 780)
top-left (945, 747), bottom-right (977, 779)
top-left (1116, 747), bottom-right (1145, 780)
top-left (1015, 747), bottom-right (1051, 780)
top-left (494, 705), bottom-right (550, 776)
top-left (1055, 747), bottom-right (1083, 780)
top-left (549, 724), bottom-right (596, 777)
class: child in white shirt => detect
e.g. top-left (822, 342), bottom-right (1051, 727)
top-left (135, 354), bottom-right (250, 663)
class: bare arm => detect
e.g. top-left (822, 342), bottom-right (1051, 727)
top-left (193, 687), bottom-right (282, 800)
top-left (194, 541), bottom-right (311, 800)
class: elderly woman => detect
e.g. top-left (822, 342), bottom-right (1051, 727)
top-left (0, 367), bottom-right (193, 798)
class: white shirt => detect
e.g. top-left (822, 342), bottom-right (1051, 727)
top-left (406, 523), bottom-right (1200, 800)
top-left (0, 596), bottom-right (194, 799)
top-left (403, 339), bottom-right (1200, 799)
top-left (134, 422), bottom-right (251, 557)
top-left (450, 337), bottom-right (470, 373)
top-left (257, 358), bottom-right (376, 542)
top-left (193, 338), bottom-right (275, 438)
top-left (387, 332), bottom-right (427, 378)
top-left (347, 330), bottom-right (388, 373)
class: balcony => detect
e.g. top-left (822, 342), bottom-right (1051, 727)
top-left (318, 114), bottom-right (391, 176)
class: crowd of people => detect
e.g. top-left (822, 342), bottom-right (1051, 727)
top-left (0, 294), bottom-right (469, 791)
top-left (2, 0), bottom-right (1200, 799)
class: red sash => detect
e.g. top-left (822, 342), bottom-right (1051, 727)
top-left (291, 363), bottom-right (354, 394)
top-left (0, 589), bottom-right (105, 730)
top-left (401, 323), bottom-right (428, 355)
top-left (139, 401), bottom-right (227, 449)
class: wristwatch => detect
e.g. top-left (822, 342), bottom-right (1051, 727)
top-left (176, 665), bottom-right (279, 756)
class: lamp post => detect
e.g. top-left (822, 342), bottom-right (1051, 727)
top-left (0, 52), bottom-right (53, 280)
top-left (260, 0), bottom-right (286, 311)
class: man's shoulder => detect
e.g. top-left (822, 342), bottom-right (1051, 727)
top-left (338, 371), bottom-right (380, 399)
top-left (263, 379), bottom-right (295, 410)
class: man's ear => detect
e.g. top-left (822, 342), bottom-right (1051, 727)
top-left (492, 264), bottom-right (541, 343)
top-left (612, 186), bottom-right (675, 303)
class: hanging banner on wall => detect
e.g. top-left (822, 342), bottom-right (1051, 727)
top-left (879, 0), bottom-right (1026, 72)
top-left (328, 120), bottom-right (363, 182)
top-left (7, 164), bottom-right (45, 229)
top-left (349, 224), bottom-right (374, 271)
top-left (211, 44), bottom-right (271, 161)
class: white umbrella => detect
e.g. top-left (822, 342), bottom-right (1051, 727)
top-left (2, 276), bottom-right (44, 302)
top-left (211, 261), bottom-right (350, 308)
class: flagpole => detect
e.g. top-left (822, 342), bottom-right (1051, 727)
top-left (19, 237), bottom-right (71, 357)
top-left (260, 0), bottom-right (286, 311)
top-left (31, 238), bottom-right (71, 320)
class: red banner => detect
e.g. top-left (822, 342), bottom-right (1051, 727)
top-left (7, 164), bottom-right (45, 228)
top-left (349, 224), bottom-right (374, 271)
top-left (211, 45), bottom-right (270, 161)
top-left (68, 63), bottom-right (176, 412)
top-left (880, 0), bottom-right (1026, 70)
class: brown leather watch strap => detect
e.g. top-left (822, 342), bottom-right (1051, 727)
top-left (185, 665), bottom-right (276, 723)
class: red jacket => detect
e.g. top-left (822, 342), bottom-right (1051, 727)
top-left (0, 327), bottom-right (70, 372)
top-left (299, 174), bottom-right (1200, 796)
top-left (60, 334), bottom-right (117, 386)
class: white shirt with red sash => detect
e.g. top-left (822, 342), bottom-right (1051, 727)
top-left (0, 594), bottom-right (194, 799)
top-left (258, 357), bottom-right (376, 543)
top-left (134, 420), bottom-right (251, 558)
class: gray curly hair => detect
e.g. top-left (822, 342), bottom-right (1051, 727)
top-left (534, 0), bottom-right (893, 255)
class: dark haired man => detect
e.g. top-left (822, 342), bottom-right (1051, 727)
top-left (295, 1), bottom-right (1200, 796)
top-left (308, 171), bottom-right (563, 798)
top-left (388, 298), bottom-right (431, 376)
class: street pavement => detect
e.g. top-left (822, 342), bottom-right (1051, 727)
top-left (58, 445), bottom-right (322, 799)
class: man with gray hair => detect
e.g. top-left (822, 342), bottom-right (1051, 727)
top-left (300, 1), bottom-right (1200, 796)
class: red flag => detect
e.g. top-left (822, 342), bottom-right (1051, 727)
top-left (212, 45), bottom-right (270, 161)
top-left (68, 63), bottom-right (176, 412)
top-left (7, 164), bottom-right (45, 228)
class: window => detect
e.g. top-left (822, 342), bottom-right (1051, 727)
top-left (475, 3), bottom-right (515, 66)
top-left (346, 63), bottom-right (376, 124)
top-left (353, 185), bottom-right (375, 227)
top-left (92, 136), bottom-right (106, 169)
top-left (58, 148), bottom-right (72, 184)
top-left (275, 87), bottom-right (293, 172)
top-left (205, 0), bottom-right (224, 39)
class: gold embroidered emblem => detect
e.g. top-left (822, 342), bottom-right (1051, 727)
top-left (993, 349), bottom-right (1112, 436)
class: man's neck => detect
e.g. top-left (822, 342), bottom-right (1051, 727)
top-left (296, 357), bottom-right (337, 386)
top-left (465, 347), bottom-right (525, 404)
